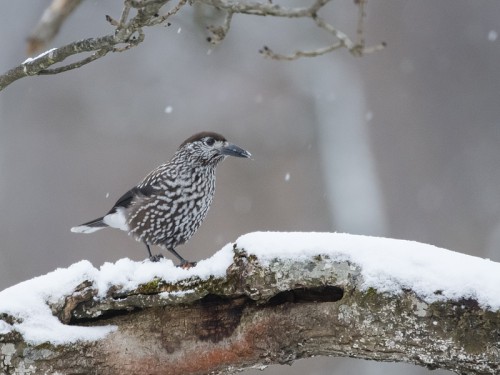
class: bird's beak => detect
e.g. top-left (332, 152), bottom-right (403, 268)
top-left (220, 143), bottom-right (252, 158)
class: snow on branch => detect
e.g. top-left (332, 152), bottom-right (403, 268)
top-left (2, 232), bottom-right (497, 375)
top-left (0, 0), bottom-right (384, 92)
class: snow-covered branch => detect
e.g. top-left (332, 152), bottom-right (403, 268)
top-left (0, 0), bottom-right (384, 92)
top-left (1, 232), bottom-right (497, 375)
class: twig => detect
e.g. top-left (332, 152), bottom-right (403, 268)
top-left (356, 0), bottom-right (367, 48)
top-left (113, 29), bottom-right (146, 52)
top-left (207, 11), bottom-right (233, 44)
top-left (38, 49), bottom-right (111, 75)
top-left (148, 0), bottom-right (188, 26)
top-left (119, 0), bottom-right (133, 27)
top-left (1, 0), bottom-right (177, 92)
top-left (259, 43), bottom-right (343, 61)
top-left (259, 0), bottom-right (385, 60)
top-left (314, 14), bottom-right (355, 50)
top-left (1, 0), bottom-right (384, 92)
top-left (201, 0), bottom-right (329, 17)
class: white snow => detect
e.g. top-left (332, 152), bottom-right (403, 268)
top-left (284, 173), bottom-right (290, 182)
top-left (22, 48), bottom-right (57, 64)
top-left (0, 261), bottom-right (115, 344)
top-left (94, 243), bottom-right (234, 297)
top-left (488, 30), bottom-right (498, 42)
top-left (1, 232), bottom-right (499, 346)
top-left (0, 243), bottom-right (234, 345)
top-left (164, 105), bottom-right (173, 114)
top-left (0, 320), bottom-right (12, 334)
top-left (236, 232), bottom-right (500, 309)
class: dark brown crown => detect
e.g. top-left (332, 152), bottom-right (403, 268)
top-left (179, 132), bottom-right (227, 148)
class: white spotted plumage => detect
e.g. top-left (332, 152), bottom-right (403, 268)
top-left (71, 131), bottom-right (251, 266)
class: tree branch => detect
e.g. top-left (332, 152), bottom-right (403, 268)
top-left (37, 48), bottom-right (111, 75)
top-left (0, 235), bottom-right (498, 375)
top-left (0, 0), bottom-right (173, 92)
top-left (0, 0), bottom-right (384, 92)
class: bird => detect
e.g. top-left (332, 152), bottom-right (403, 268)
top-left (71, 131), bottom-right (251, 268)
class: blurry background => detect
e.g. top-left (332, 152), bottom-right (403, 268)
top-left (1, 1), bottom-right (500, 374)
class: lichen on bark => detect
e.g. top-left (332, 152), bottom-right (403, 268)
top-left (0, 245), bottom-right (499, 375)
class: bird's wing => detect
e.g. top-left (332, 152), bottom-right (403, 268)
top-left (107, 185), bottom-right (155, 214)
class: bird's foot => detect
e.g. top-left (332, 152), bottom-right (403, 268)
top-left (178, 260), bottom-right (197, 269)
top-left (149, 254), bottom-right (165, 262)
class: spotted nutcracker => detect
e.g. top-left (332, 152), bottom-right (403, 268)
top-left (71, 131), bottom-right (251, 267)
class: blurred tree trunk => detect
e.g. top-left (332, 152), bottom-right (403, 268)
top-left (1, 246), bottom-right (498, 375)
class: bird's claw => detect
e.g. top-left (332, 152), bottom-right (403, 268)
top-left (149, 254), bottom-right (164, 262)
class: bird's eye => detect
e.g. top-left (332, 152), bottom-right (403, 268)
top-left (205, 137), bottom-right (215, 146)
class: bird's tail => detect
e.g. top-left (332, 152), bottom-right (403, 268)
top-left (71, 217), bottom-right (108, 233)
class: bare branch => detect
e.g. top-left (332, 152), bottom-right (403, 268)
top-left (0, 0), bottom-right (384, 92)
top-left (118, 0), bottom-right (133, 27)
top-left (147, 0), bottom-right (189, 26)
top-left (202, 0), bottom-right (384, 60)
top-left (259, 2), bottom-right (385, 60)
top-left (259, 43), bottom-right (343, 61)
top-left (200, 0), bottom-right (329, 17)
top-left (27, 0), bottom-right (83, 55)
top-left (356, 0), bottom-right (367, 48)
top-left (37, 49), bottom-right (110, 75)
top-left (207, 11), bottom-right (234, 44)
top-left (0, 0), bottom-right (177, 92)
top-left (0, 36), bottom-right (116, 91)
top-left (314, 15), bottom-right (356, 50)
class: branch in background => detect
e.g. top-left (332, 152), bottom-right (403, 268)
top-left (27, 0), bottom-right (83, 55)
top-left (258, 0), bottom-right (386, 60)
top-left (356, 0), bottom-right (367, 49)
top-left (147, 0), bottom-right (189, 27)
top-left (0, 0), bottom-right (175, 92)
top-left (206, 11), bottom-right (233, 45)
top-left (0, 0), bottom-right (385, 92)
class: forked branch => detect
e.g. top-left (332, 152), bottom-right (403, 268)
top-left (0, 0), bottom-right (384, 92)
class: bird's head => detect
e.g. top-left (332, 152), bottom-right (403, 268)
top-left (178, 131), bottom-right (252, 166)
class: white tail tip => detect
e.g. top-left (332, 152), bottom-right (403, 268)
top-left (71, 225), bottom-right (104, 234)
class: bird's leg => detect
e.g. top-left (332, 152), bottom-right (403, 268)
top-left (145, 243), bottom-right (153, 257)
top-left (145, 243), bottom-right (164, 262)
top-left (168, 248), bottom-right (197, 269)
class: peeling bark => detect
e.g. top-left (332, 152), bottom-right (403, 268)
top-left (1, 247), bottom-right (499, 375)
